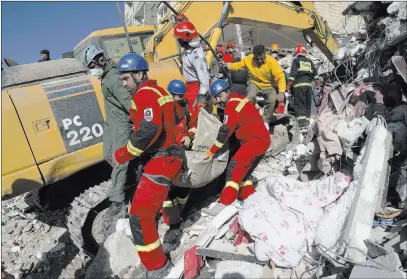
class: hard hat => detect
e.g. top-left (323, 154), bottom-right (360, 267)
top-left (167, 79), bottom-right (186, 95)
top-left (118, 53), bottom-right (149, 73)
top-left (226, 43), bottom-right (234, 49)
top-left (174, 21), bottom-right (198, 42)
top-left (210, 79), bottom-right (230, 97)
top-left (217, 45), bottom-right (225, 54)
top-left (295, 44), bottom-right (307, 55)
top-left (83, 45), bottom-right (104, 67)
top-left (270, 44), bottom-right (279, 51)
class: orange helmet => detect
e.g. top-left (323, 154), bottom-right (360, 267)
top-left (270, 44), bottom-right (279, 51)
top-left (174, 21), bottom-right (198, 42)
top-left (295, 44), bottom-right (307, 55)
top-left (226, 43), bottom-right (234, 49)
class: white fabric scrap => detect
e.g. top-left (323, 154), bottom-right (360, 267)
top-left (239, 172), bottom-right (350, 267)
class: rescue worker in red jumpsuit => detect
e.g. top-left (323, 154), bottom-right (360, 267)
top-left (160, 79), bottom-right (191, 254)
top-left (167, 79), bottom-right (191, 146)
top-left (174, 21), bottom-right (210, 113)
top-left (223, 43), bottom-right (238, 63)
top-left (114, 53), bottom-right (183, 278)
top-left (206, 79), bottom-right (271, 205)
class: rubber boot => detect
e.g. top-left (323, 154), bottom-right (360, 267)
top-left (102, 201), bottom-right (127, 240)
top-left (219, 187), bottom-right (239, 205)
top-left (146, 259), bottom-right (173, 278)
top-left (162, 223), bottom-right (183, 254)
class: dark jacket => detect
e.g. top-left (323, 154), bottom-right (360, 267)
top-left (288, 55), bottom-right (317, 87)
top-left (229, 69), bottom-right (249, 96)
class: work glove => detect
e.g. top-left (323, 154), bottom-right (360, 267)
top-left (181, 135), bottom-right (193, 149)
top-left (206, 150), bottom-right (214, 158)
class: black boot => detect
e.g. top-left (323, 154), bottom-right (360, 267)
top-left (102, 201), bottom-right (127, 240)
top-left (146, 259), bottom-right (173, 279)
top-left (162, 223), bottom-right (183, 254)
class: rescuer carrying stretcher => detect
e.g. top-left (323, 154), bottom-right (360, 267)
top-left (206, 79), bottom-right (271, 205)
top-left (167, 79), bottom-right (192, 146)
top-left (113, 53), bottom-right (184, 278)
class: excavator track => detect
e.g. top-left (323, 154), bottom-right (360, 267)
top-left (67, 181), bottom-right (111, 255)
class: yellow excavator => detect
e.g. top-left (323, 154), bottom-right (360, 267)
top-left (1, 1), bottom-right (340, 254)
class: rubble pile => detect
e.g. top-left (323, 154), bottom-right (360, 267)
top-left (1, 193), bottom-right (90, 279)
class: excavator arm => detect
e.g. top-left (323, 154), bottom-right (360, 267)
top-left (145, 1), bottom-right (340, 63)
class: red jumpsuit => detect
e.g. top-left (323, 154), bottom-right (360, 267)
top-left (208, 93), bottom-right (271, 205)
top-left (174, 101), bottom-right (191, 146)
top-left (114, 80), bottom-right (183, 271)
top-left (223, 52), bottom-right (234, 63)
top-left (160, 101), bottom-right (191, 226)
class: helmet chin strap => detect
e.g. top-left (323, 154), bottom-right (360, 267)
top-left (131, 72), bottom-right (148, 91)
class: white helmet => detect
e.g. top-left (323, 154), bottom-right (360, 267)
top-left (83, 45), bottom-right (104, 67)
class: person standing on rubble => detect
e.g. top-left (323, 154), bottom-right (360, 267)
top-left (269, 44), bottom-right (280, 61)
top-left (83, 45), bottom-right (133, 238)
top-left (287, 44), bottom-right (319, 129)
top-left (114, 53), bottom-right (183, 278)
top-left (206, 79), bottom-right (271, 205)
top-left (173, 21), bottom-right (210, 113)
top-left (223, 43), bottom-right (239, 63)
top-left (223, 45), bottom-right (286, 129)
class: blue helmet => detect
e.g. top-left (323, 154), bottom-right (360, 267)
top-left (210, 79), bottom-right (230, 97)
top-left (167, 79), bottom-right (186, 95)
top-left (118, 53), bottom-right (149, 73)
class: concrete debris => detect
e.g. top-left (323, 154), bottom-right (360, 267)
top-left (85, 232), bottom-right (140, 279)
top-left (341, 118), bottom-right (393, 263)
top-left (214, 260), bottom-right (264, 279)
top-left (115, 218), bottom-right (133, 240)
top-left (349, 266), bottom-right (405, 279)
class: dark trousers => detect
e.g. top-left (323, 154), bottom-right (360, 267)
top-left (293, 86), bottom-right (313, 127)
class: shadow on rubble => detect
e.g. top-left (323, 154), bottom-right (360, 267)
top-left (19, 162), bottom-right (112, 230)
top-left (27, 231), bottom-right (82, 279)
top-left (221, 272), bottom-right (245, 279)
top-left (182, 172), bottom-right (226, 220)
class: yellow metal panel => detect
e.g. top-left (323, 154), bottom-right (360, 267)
top-left (1, 166), bottom-right (44, 199)
top-left (154, 2), bottom-right (224, 59)
top-left (227, 2), bottom-right (312, 31)
top-left (1, 93), bottom-right (43, 198)
top-left (8, 85), bottom-right (67, 164)
top-left (88, 76), bottom-right (106, 120)
top-left (1, 94), bottom-right (41, 175)
top-left (38, 143), bottom-right (104, 184)
top-left (75, 26), bottom-right (155, 49)
top-left (148, 59), bottom-right (185, 88)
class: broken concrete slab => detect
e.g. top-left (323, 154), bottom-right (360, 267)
top-left (166, 204), bottom-right (240, 279)
top-left (349, 266), bottom-right (404, 279)
top-left (196, 247), bottom-right (268, 265)
top-left (340, 117), bottom-right (393, 263)
top-left (85, 232), bottom-right (140, 279)
top-left (214, 260), bottom-right (263, 279)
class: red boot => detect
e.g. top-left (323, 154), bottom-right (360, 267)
top-left (219, 186), bottom-right (239, 205)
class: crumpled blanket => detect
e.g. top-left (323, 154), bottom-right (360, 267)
top-left (239, 172), bottom-right (350, 267)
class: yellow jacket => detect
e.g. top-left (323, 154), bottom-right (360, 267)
top-left (228, 54), bottom-right (286, 92)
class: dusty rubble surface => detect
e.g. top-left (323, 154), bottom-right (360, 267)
top-left (1, 193), bottom-right (91, 279)
top-left (3, 1), bottom-right (407, 279)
